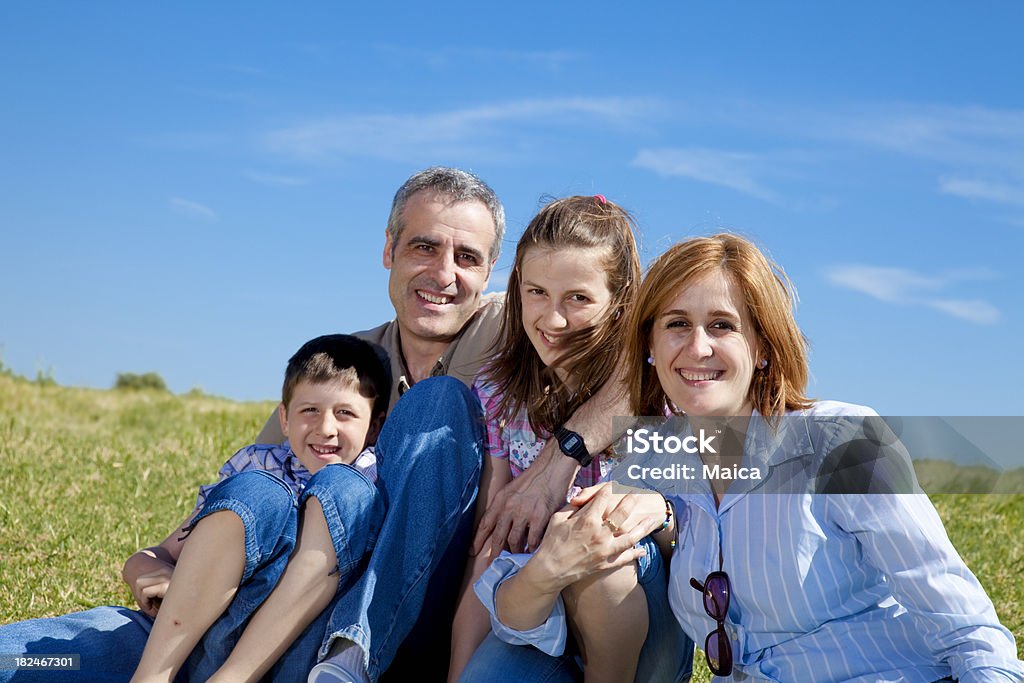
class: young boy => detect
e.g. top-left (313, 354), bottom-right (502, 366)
top-left (123, 333), bottom-right (390, 682)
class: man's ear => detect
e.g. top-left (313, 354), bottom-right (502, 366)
top-left (382, 229), bottom-right (394, 269)
top-left (483, 257), bottom-right (497, 286)
top-left (364, 413), bottom-right (385, 448)
top-left (277, 403), bottom-right (289, 439)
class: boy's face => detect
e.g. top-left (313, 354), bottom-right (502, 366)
top-left (279, 378), bottom-right (381, 474)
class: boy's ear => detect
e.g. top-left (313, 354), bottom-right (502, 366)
top-left (277, 403), bottom-right (289, 439)
top-left (363, 413), bottom-right (385, 448)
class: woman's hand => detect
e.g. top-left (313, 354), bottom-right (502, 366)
top-left (529, 483), bottom-right (667, 589)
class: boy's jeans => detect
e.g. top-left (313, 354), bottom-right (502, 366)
top-left (0, 376), bottom-right (481, 682)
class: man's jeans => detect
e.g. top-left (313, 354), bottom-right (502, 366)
top-left (0, 376), bottom-right (477, 682)
top-left (318, 376), bottom-right (484, 682)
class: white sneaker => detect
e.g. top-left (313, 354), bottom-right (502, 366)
top-left (308, 659), bottom-right (361, 683)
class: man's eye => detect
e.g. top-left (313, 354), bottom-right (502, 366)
top-left (302, 407), bottom-right (318, 414)
top-left (457, 253), bottom-right (478, 265)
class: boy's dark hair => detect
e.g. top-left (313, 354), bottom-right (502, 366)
top-left (282, 334), bottom-right (391, 418)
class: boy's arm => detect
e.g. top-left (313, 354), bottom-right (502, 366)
top-left (255, 408), bottom-right (284, 444)
top-left (121, 511), bottom-right (197, 617)
top-left (474, 365), bottom-right (631, 554)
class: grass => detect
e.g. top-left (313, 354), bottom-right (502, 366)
top-left (1, 373), bottom-right (1020, 679)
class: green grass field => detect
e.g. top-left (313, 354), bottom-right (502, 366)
top-left (1, 372), bottom-right (1020, 679)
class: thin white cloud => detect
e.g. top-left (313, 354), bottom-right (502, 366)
top-left (169, 197), bottom-right (217, 221)
top-left (265, 97), bottom-right (656, 161)
top-left (244, 171), bottom-right (308, 187)
top-left (927, 299), bottom-right (1001, 325)
top-left (631, 147), bottom-right (780, 202)
top-left (824, 264), bottom-right (1001, 325)
top-left (938, 176), bottom-right (1024, 206)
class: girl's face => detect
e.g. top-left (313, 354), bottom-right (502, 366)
top-left (519, 245), bottom-right (613, 380)
top-left (649, 269), bottom-right (761, 418)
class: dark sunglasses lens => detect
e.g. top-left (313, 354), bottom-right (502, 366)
top-left (703, 573), bottom-right (730, 618)
top-left (705, 626), bottom-right (733, 676)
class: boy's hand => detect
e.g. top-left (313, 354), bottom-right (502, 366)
top-left (129, 563), bottom-right (174, 618)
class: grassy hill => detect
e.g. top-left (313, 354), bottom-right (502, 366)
top-left (1, 372), bottom-right (1020, 678)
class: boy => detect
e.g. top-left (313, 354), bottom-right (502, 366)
top-left (0, 334), bottom-right (389, 682)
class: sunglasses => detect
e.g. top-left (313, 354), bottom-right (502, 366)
top-left (689, 570), bottom-right (733, 676)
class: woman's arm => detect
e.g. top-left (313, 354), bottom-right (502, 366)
top-left (830, 492), bottom-right (1024, 682)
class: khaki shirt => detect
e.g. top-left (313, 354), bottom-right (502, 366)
top-left (354, 292), bottom-right (504, 413)
top-left (255, 293), bottom-right (503, 443)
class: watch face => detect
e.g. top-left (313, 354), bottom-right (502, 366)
top-left (564, 435), bottom-right (581, 451)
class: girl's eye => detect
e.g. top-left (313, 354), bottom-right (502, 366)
top-left (527, 288), bottom-right (545, 296)
top-left (570, 294), bottom-right (591, 303)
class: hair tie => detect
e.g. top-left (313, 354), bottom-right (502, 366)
top-left (593, 194), bottom-right (607, 204)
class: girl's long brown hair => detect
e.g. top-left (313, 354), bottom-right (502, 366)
top-left (484, 195), bottom-right (641, 435)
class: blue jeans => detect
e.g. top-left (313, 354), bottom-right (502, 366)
top-left (319, 376), bottom-right (484, 683)
top-left (458, 536), bottom-right (694, 683)
top-left (0, 462), bottom-right (383, 682)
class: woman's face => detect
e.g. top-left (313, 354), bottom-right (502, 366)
top-left (519, 245), bottom-right (613, 377)
top-left (649, 269), bottom-right (761, 418)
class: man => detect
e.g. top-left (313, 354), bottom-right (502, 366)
top-left (258, 167), bottom-right (627, 682)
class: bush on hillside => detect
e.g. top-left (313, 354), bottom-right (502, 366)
top-left (114, 371), bottom-right (168, 392)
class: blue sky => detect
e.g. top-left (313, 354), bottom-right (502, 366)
top-left (2, 3), bottom-right (1022, 415)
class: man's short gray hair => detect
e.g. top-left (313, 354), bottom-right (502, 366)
top-left (387, 166), bottom-right (505, 261)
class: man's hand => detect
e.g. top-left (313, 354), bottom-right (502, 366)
top-left (473, 440), bottom-right (578, 554)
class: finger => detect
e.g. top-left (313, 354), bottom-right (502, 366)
top-left (486, 515), bottom-right (514, 557)
top-left (605, 543), bottom-right (647, 571)
top-left (472, 492), bottom-right (507, 553)
top-left (525, 511), bottom-right (552, 552)
top-left (141, 582), bottom-right (168, 599)
top-left (507, 517), bottom-right (529, 554)
top-left (568, 482), bottom-right (608, 507)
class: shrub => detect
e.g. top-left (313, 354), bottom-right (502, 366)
top-left (114, 371), bottom-right (169, 392)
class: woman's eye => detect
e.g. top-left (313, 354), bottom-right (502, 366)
top-left (712, 321), bottom-right (736, 331)
top-left (570, 294), bottom-right (591, 303)
top-left (666, 319), bottom-right (689, 329)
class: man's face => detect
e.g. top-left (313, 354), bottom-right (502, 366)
top-left (383, 191), bottom-right (496, 346)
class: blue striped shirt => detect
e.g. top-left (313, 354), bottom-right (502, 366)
top-left (477, 401), bottom-right (1023, 682)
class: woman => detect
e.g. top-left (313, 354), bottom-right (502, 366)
top-left (477, 233), bottom-right (1023, 682)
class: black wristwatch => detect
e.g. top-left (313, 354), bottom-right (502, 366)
top-left (554, 426), bottom-right (593, 467)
